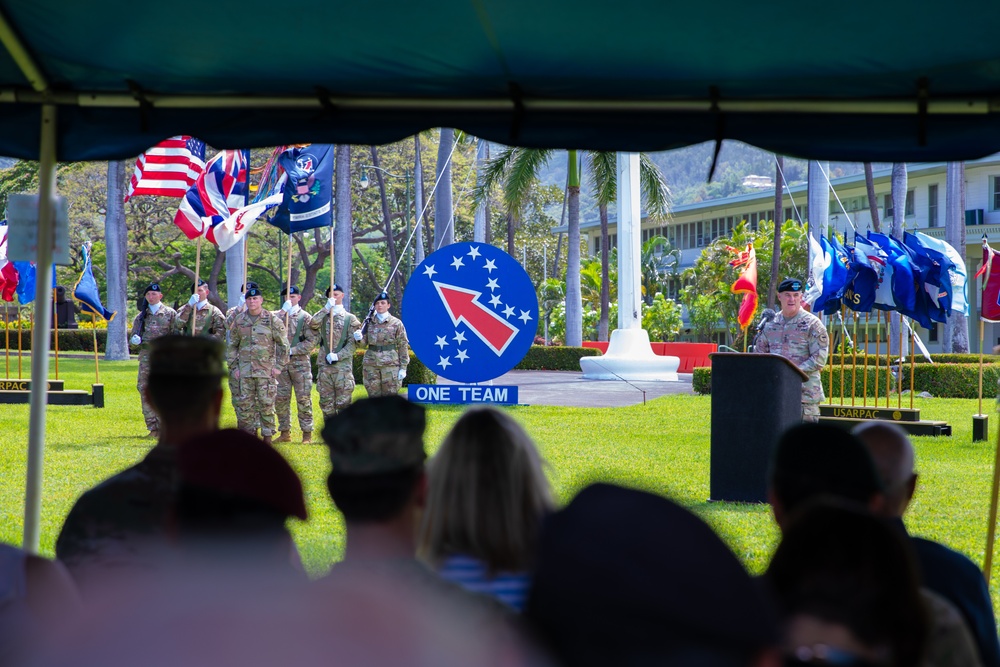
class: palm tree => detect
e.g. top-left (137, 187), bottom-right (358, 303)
top-left (639, 235), bottom-right (675, 306)
top-left (889, 163), bottom-right (907, 358)
top-left (104, 160), bottom-right (128, 360)
top-left (434, 128), bottom-right (455, 249)
top-left (945, 162), bottom-right (969, 352)
top-left (768, 155), bottom-right (784, 308)
top-left (476, 148), bottom-right (669, 346)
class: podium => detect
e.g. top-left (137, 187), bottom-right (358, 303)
top-left (709, 352), bottom-right (807, 503)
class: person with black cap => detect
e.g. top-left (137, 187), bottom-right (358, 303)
top-left (228, 284), bottom-right (289, 444)
top-left (224, 281), bottom-right (259, 332)
top-left (756, 277), bottom-right (829, 422)
top-left (56, 335), bottom-right (226, 595)
top-left (173, 279), bottom-right (225, 341)
top-left (129, 282), bottom-right (178, 437)
top-left (357, 290), bottom-right (409, 398)
top-left (310, 284), bottom-right (362, 416)
top-left (272, 286), bottom-right (318, 443)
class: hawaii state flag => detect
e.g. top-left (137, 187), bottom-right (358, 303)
top-left (73, 245), bottom-right (115, 321)
top-left (174, 149), bottom-right (249, 241)
top-left (976, 237), bottom-right (1000, 322)
top-left (728, 243), bottom-right (757, 329)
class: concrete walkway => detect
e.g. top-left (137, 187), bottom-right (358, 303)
top-left (437, 370), bottom-right (694, 408)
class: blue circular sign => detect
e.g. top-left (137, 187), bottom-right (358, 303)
top-left (401, 242), bottom-right (539, 383)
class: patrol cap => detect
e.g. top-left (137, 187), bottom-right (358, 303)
top-left (373, 290), bottom-right (390, 305)
top-left (777, 278), bottom-right (803, 293)
top-left (177, 428), bottom-right (307, 520)
top-left (245, 286), bottom-right (263, 298)
top-left (322, 396), bottom-right (427, 475)
top-left (326, 284), bottom-right (344, 297)
top-left (280, 285), bottom-right (300, 297)
top-left (526, 483), bottom-right (778, 662)
top-left (769, 423), bottom-right (884, 514)
top-left (148, 335), bottom-right (226, 379)
top-left (143, 282), bottom-right (162, 295)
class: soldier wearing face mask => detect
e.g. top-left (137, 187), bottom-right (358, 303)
top-left (311, 284), bottom-right (362, 415)
top-left (356, 291), bottom-right (409, 398)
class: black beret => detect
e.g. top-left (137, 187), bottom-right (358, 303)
top-left (280, 285), bottom-right (300, 297)
top-left (777, 278), bottom-right (803, 293)
top-left (245, 287), bottom-right (263, 298)
top-left (191, 279), bottom-right (208, 290)
top-left (373, 290), bottom-right (390, 304)
top-left (240, 281), bottom-right (259, 292)
top-left (143, 282), bottom-right (162, 295)
top-left (325, 284), bottom-right (344, 297)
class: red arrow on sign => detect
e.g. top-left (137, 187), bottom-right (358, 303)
top-left (433, 281), bottom-right (519, 356)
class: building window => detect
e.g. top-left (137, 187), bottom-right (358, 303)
top-left (696, 221), bottom-right (704, 247)
top-left (885, 190), bottom-right (915, 218)
top-left (991, 176), bottom-right (1000, 211)
top-left (928, 184), bottom-right (938, 227)
top-left (929, 324), bottom-right (938, 343)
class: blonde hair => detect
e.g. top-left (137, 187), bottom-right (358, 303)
top-left (419, 407), bottom-right (553, 573)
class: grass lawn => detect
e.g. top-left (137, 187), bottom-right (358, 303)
top-left (2, 357), bottom-right (1000, 612)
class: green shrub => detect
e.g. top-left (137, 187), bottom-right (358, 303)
top-left (692, 363), bottom-right (1000, 399)
top-left (693, 367), bottom-right (711, 394)
top-left (0, 329), bottom-right (107, 353)
top-left (514, 346), bottom-right (600, 371)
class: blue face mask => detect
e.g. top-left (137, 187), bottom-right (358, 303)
top-left (148, 302), bottom-right (162, 314)
top-left (376, 311), bottom-right (389, 322)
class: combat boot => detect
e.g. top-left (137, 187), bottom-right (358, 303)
top-left (276, 430), bottom-right (292, 443)
top-left (301, 431), bottom-right (312, 444)
top-left (263, 434), bottom-right (273, 445)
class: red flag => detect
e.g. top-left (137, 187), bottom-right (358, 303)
top-left (0, 225), bottom-right (19, 302)
top-left (124, 136), bottom-right (206, 202)
top-left (728, 244), bottom-right (758, 329)
top-left (979, 239), bottom-right (1000, 322)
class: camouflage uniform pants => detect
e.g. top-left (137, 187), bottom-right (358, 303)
top-left (363, 364), bottom-right (400, 398)
top-left (318, 359), bottom-right (355, 416)
top-left (136, 350), bottom-right (159, 431)
top-left (235, 376), bottom-right (278, 437)
top-left (276, 356), bottom-right (314, 432)
top-left (802, 372), bottom-right (823, 423)
top-left (802, 402), bottom-right (820, 423)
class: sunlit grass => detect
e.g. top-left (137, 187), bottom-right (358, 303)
top-left (2, 357), bottom-right (1000, 612)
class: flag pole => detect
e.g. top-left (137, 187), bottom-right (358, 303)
top-left (4, 305), bottom-right (9, 378)
top-left (192, 235), bottom-right (202, 337)
top-left (851, 311), bottom-right (858, 406)
top-left (19, 307), bottom-right (24, 379)
top-left (980, 318), bottom-right (986, 417)
top-left (52, 287), bottom-right (58, 380)
top-left (828, 317), bottom-right (834, 405)
top-left (910, 319), bottom-right (915, 410)
top-left (898, 316), bottom-right (904, 409)
top-left (885, 314), bottom-right (891, 408)
top-left (286, 231), bottom-right (294, 303)
top-left (863, 311), bottom-right (869, 406)
top-left (242, 231), bottom-right (250, 299)
top-left (984, 423), bottom-right (1000, 579)
top-left (873, 310), bottom-right (880, 407)
top-left (329, 223), bottom-right (335, 361)
top-left (839, 305), bottom-right (846, 405)
top-left (91, 312), bottom-right (99, 384)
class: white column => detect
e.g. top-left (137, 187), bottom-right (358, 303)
top-left (473, 138), bottom-right (487, 243)
top-left (225, 239), bottom-right (245, 308)
top-left (617, 152), bottom-right (642, 330)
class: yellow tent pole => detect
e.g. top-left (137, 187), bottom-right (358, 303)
top-left (851, 311), bottom-right (858, 406)
top-left (873, 311), bottom-right (880, 407)
top-left (839, 306), bottom-right (846, 405)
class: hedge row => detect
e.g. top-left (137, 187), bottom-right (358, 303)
top-left (693, 364), bottom-right (1000, 399)
top-left (839, 353), bottom-right (1000, 365)
top-left (0, 329), bottom-right (108, 352)
top-left (514, 346), bottom-right (600, 371)
top-left (310, 350), bottom-right (436, 387)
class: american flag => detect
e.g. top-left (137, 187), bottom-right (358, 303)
top-left (124, 136), bottom-right (206, 202)
top-left (174, 149), bottom-right (249, 241)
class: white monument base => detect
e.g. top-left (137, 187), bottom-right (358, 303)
top-left (579, 328), bottom-right (680, 381)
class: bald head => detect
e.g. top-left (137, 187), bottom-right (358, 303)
top-left (852, 422), bottom-right (917, 517)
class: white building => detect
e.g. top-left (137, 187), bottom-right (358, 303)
top-left (556, 156), bottom-right (1000, 352)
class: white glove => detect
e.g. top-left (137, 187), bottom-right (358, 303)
top-left (281, 300), bottom-right (293, 313)
top-left (326, 352), bottom-right (338, 364)
top-left (398, 369), bottom-right (406, 382)
top-left (130, 335), bottom-right (141, 346)
top-left (353, 330), bottom-right (363, 341)
top-left (238, 293), bottom-right (246, 306)
top-left (326, 298), bottom-right (336, 310)
top-left (187, 294), bottom-right (199, 306)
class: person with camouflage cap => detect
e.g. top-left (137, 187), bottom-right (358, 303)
top-left (227, 285), bottom-right (289, 444)
top-left (310, 284), bottom-right (362, 417)
top-left (356, 290), bottom-right (409, 398)
top-left (55, 335), bottom-right (226, 595)
top-left (129, 282), bottom-right (178, 438)
top-left (173, 279), bottom-right (225, 341)
top-left (273, 286), bottom-right (318, 443)
top-left (756, 278), bottom-right (829, 422)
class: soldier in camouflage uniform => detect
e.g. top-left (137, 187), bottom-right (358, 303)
top-left (356, 290), bottom-right (409, 398)
top-left (756, 278), bottom-right (830, 422)
top-left (56, 335), bottom-right (226, 594)
top-left (311, 284), bottom-right (362, 416)
top-left (129, 283), bottom-right (177, 437)
top-left (173, 279), bottom-right (225, 340)
top-left (273, 285), bottom-right (318, 443)
top-left (224, 282), bottom-right (257, 406)
top-left (227, 285), bottom-right (289, 444)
